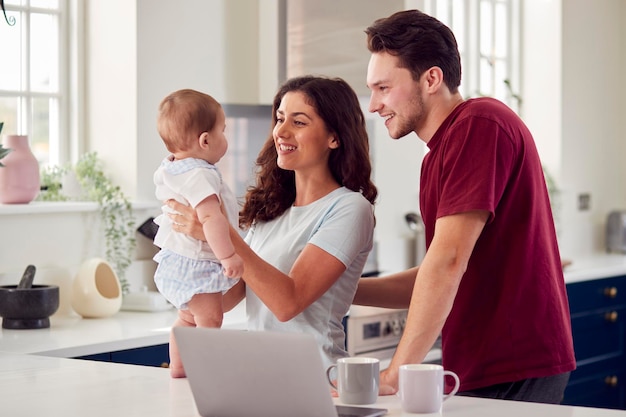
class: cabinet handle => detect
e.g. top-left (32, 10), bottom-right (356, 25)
top-left (604, 287), bottom-right (618, 298)
top-left (605, 311), bottom-right (618, 322)
top-left (605, 375), bottom-right (618, 387)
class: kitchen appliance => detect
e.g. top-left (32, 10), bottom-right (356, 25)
top-left (346, 306), bottom-right (441, 369)
top-left (405, 212), bottom-right (426, 266)
top-left (606, 210), bottom-right (626, 253)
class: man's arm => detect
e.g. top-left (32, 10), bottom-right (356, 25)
top-left (380, 210), bottom-right (489, 393)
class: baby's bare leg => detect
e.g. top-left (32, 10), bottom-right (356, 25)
top-left (168, 293), bottom-right (225, 378)
top-left (168, 309), bottom-right (195, 378)
top-left (188, 292), bottom-right (224, 328)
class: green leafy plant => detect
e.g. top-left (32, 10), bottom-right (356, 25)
top-left (39, 152), bottom-right (136, 293)
top-left (0, 122), bottom-right (12, 166)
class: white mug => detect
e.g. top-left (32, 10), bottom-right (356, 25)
top-left (326, 357), bottom-right (379, 405)
top-left (398, 364), bottom-right (460, 413)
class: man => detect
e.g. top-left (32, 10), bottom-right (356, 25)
top-left (355, 9), bottom-right (576, 403)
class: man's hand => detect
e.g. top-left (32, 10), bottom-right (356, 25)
top-left (379, 367), bottom-right (399, 395)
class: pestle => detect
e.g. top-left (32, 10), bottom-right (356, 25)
top-left (17, 265), bottom-right (36, 289)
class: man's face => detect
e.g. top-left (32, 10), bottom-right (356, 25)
top-left (366, 52), bottom-right (426, 139)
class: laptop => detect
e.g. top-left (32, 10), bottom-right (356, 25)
top-left (174, 327), bottom-right (388, 417)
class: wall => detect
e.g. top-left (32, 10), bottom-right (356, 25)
top-left (523, 0), bottom-right (626, 259)
top-left (85, 0), bottom-right (138, 199)
top-left (559, 0), bottom-right (626, 258)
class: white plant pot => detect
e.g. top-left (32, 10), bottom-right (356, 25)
top-left (72, 258), bottom-right (122, 318)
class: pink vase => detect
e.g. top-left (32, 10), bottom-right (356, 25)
top-left (0, 135), bottom-right (41, 204)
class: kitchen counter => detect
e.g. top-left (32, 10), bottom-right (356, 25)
top-left (563, 253), bottom-right (626, 284)
top-left (0, 302), bottom-right (247, 357)
top-left (1, 352), bottom-right (624, 417)
top-left (2, 255), bottom-right (626, 416)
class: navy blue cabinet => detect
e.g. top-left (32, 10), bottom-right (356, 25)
top-left (76, 343), bottom-right (170, 368)
top-left (563, 275), bottom-right (626, 409)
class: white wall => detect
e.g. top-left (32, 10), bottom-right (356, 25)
top-left (521, 0), bottom-right (562, 175)
top-left (523, 0), bottom-right (626, 259)
top-left (559, 0), bottom-right (626, 258)
top-left (85, 0), bottom-right (138, 199)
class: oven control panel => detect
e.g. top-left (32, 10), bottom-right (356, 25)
top-left (346, 306), bottom-right (408, 356)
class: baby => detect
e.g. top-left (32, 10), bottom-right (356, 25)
top-left (152, 89), bottom-right (243, 378)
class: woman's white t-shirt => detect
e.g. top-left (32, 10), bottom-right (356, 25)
top-left (244, 187), bottom-right (375, 368)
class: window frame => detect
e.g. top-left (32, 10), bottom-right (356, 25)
top-left (424, 0), bottom-right (522, 114)
top-left (0, 0), bottom-right (75, 167)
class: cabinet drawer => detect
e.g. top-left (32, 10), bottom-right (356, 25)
top-left (570, 308), bottom-right (626, 366)
top-left (563, 370), bottom-right (626, 410)
top-left (570, 353), bottom-right (625, 382)
top-left (567, 276), bottom-right (626, 315)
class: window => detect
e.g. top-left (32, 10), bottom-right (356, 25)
top-left (425, 0), bottom-right (521, 114)
top-left (0, 0), bottom-right (68, 166)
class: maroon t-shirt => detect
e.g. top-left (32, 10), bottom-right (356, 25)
top-left (420, 97), bottom-right (576, 392)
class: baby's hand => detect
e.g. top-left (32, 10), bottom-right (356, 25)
top-left (221, 253), bottom-right (244, 279)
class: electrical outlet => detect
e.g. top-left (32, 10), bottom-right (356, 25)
top-left (578, 193), bottom-right (591, 211)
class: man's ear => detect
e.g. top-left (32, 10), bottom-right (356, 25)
top-left (424, 66), bottom-right (445, 92)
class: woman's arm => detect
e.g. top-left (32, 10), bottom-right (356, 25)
top-left (223, 280), bottom-right (245, 312)
top-left (167, 199), bottom-right (347, 322)
top-left (353, 266), bottom-right (419, 309)
top-left (228, 226), bottom-right (346, 321)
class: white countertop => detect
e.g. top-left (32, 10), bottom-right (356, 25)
top-left (0, 302), bottom-right (247, 357)
top-left (562, 253), bottom-right (626, 284)
top-left (2, 255), bottom-right (626, 415)
top-left (1, 352), bottom-right (624, 417)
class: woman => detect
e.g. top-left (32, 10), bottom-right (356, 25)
top-left (168, 75), bottom-right (377, 367)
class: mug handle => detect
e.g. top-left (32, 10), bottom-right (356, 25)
top-left (326, 364), bottom-right (338, 390)
top-left (443, 370), bottom-right (460, 401)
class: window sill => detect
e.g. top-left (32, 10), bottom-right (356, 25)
top-left (0, 200), bottom-right (160, 215)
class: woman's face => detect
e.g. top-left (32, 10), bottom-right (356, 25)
top-left (273, 91), bottom-right (338, 173)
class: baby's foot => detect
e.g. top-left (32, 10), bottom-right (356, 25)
top-left (169, 366), bottom-right (186, 378)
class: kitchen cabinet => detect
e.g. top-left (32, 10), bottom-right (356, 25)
top-left (563, 275), bottom-right (626, 409)
top-left (76, 343), bottom-right (169, 368)
top-left (284, 0), bottom-right (403, 97)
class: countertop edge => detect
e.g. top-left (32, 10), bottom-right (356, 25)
top-left (563, 254), bottom-right (626, 284)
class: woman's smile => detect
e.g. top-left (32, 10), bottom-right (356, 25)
top-left (277, 142), bottom-right (297, 153)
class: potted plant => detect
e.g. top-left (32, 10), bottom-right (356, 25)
top-left (39, 152), bottom-right (136, 293)
top-left (0, 122), bottom-right (12, 166)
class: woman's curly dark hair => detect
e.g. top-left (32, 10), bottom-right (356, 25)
top-left (240, 75), bottom-right (377, 229)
